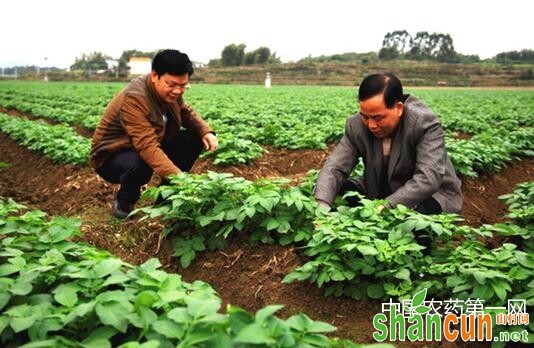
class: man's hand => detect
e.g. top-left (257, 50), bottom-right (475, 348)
top-left (377, 205), bottom-right (385, 213)
top-left (202, 133), bottom-right (218, 152)
top-left (316, 199), bottom-right (331, 212)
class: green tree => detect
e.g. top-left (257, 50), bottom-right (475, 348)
top-left (255, 47), bottom-right (272, 64)
top-left (245, 51), bottom-right (258, 65)
top-left (380, 30), bottom-right (412, 59)
top-left (221, 43), bottom-right (246, 66)
top-left (407, 31), bottom-right (456, 62)
top-left (70, 52), bottom-right (109, 71)
top-left (378, 47), bottom-right (399, 60)
top-left (496, 49), bottom-right (534, 64)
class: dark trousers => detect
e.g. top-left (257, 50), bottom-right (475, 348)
top-left (96, 130), bottom-right (204, 204)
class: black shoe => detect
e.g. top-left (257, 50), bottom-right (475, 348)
top-left (112, 199), bottom-right (134, 219)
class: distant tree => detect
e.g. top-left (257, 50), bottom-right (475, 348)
top-left (297, 52), bottom-right (377, 64)
top-left (378, 47), bottom-right (399, 60)
top-left (407, 31), bottom-right (457, 62)
top-left (495, 49), bottom-right (534, 64)
top-left (431, 33), bottom-right (456, 62)
top-left (408, 31), bottom-right (432, 59)
top-left (453, 54), bottom-right (481, 64)
top-left (381, 30), bottom-right (412, 58)
top-left (219, 44), bottom-right (279, 66)
top-left (254, 47), bottom-right (271, 64)
top-left (244, 51), bottom-right (258, 65)
top-left (70, 52), bottom-right (108, 71)
top-left (221, 44), bottom-right (246, 66)
top-left (208, 58), bottom-right (222, 67)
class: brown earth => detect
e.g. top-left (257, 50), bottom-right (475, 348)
top-left (1, 129), bottom-right (533, 347)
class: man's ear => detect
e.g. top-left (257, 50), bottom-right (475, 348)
top-left (149, 71), bottom-right (159, 83)
top-left (395, 101), bottom-right (404, 118)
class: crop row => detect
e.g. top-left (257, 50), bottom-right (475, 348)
top-left (136, 173), bottom-right (533, 345)
top-left (138, 172), bottom-right (533, 302)
top-left (0, 197), bottom-right (388, 348)
top-left (0, 82), bottom-right (532, 168)
top-left (1, 109), bottom-right (532, 178)
top-left (0, 113), bottom-right (90, 165)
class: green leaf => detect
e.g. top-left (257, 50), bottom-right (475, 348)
top-left (53, 283), bottom-right (78, 307)
top-left (10, 316), bottom-right (35, 333)
top-left (357, 245), bottom-right (378, 256)
top-left (80, 339), bottom-right (111, 348)
top-left (167, 308), bottom-right (190, 324)
top-left (134, 291), bottom-right (158, 308)
top-left (63, 301), bottom-right (96, 325)
top-left (446, 275), bottom-right (464, 287)
top-left (152, 319), bottom-right (184, 339)
top-left (180, 249), bottom-right (196, 268)
top-left (0, 293), bottom-right (10, 311)
top-left (234, 323), bottom-right (276, 344)
top-left (473, 271), bottom-right (487, 284)
top-left (129, 306), bottom-right (157, 330)
top-left (0, 264), bottom-right (19, 276)
top-left (367, 284), bottom-right (385, 299)
top-left (95, 302), bottom-right (130, 333)
top-left (395, 268), bottom-right (411, 282)
top-left (94, 258), bottom-right (123, 278)
top-left (10, 279), bottom-right (32, 296)
top-left (491, 281), bottom-right (510, 302)
top-left (255, 304), bottom-right (284, 324)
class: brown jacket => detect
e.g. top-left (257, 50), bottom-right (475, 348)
top-left (90, 74), bottom-right (213, 178)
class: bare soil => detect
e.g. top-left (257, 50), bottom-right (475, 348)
top-left (1, 129), bottom-right (532, 347)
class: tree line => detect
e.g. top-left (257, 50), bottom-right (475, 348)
top-left (2, 35), bottom-right (533, 77)
top-left (208, 44), bottom-right (281, 67)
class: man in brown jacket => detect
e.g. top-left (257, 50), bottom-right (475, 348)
top-left (90, 49), bottom-right (218, 218)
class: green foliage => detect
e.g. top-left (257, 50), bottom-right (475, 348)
top-left (380, 30), bottom-right (457, 62)
top-left (0, 82), bottom-right (532, 174)
top-left (0, 113), bottom-right (89, 165)
top-left (70, 52), bottom-right (109, 71)
top-left (135, 172), bottom-right (318, 267)
top-left (282, 195), bottom-right (532, 307)
top-left (203, 134), bottom-right (264, 165)
top-left (219, 44), bottom-right (279, 66)
top-left (495, 49), bottom-right (534, 64)
top-left (499, 181), bottom-right (534, 226)
top-left (221, 43), bottom-right (247, 66)
top-left (0, 196), bottom-right (356, 347)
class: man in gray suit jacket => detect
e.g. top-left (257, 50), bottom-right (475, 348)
top-left (314, 73), bottom-right (462, 214)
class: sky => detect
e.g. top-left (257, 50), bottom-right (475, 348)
top-left (1, 0), bottom-right (533, 69)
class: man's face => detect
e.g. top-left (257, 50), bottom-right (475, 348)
top-left (150, 72), bottom-right (190, 104)
top-left (359, 93), bottom-right (404, 138)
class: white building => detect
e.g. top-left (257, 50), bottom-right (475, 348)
top-left (128, 57), bottom-right (151, 75)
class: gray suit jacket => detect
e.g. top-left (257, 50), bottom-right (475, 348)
top-left (314, 95), bottom-right (463, 213)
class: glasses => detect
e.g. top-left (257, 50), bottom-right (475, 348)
top-left (161, 79), bottom-right (191, 91)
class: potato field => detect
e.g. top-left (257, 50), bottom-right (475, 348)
top-left (0, 81), bottom-right (532, 347)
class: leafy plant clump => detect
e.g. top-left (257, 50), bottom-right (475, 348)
top-left (135, 172), bottom-right (317, 267)
top-left (0, 197), bottom-right (383, 347)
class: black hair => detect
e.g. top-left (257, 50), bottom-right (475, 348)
top-left (358, 73), bottom-right (403, 108)
top-left (152, 49), bottom-right (194, 77)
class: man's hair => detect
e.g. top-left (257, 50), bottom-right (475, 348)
top-left (358, 73), bottom-right (403, 108)
top-left (152, 49), bottom-right (194, 77)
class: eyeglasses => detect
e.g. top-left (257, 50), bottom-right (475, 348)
top-left (161, 79), bottom-right (191, 91)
